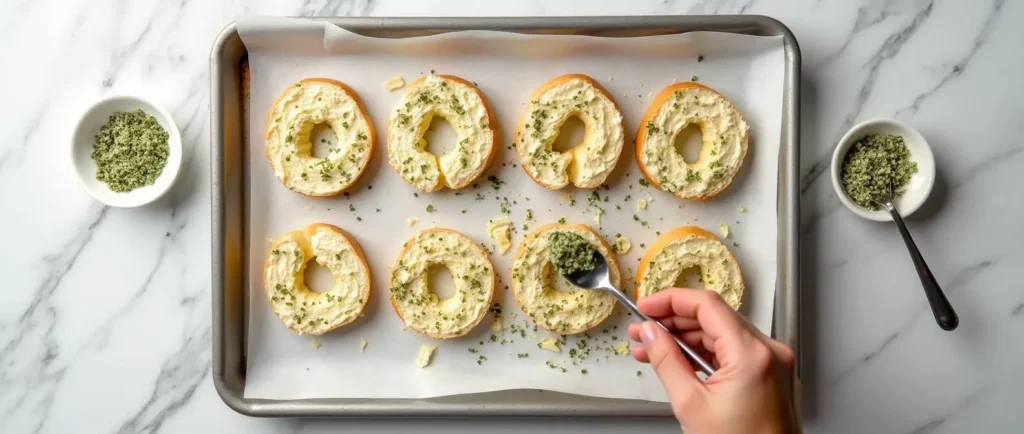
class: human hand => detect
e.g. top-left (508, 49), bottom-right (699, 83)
top-left (628, 288), bottom-right (799, 434)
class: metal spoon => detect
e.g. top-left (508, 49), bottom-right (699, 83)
top-left (872, 182), bottom-right (959, 331)
top-left (562, 251), bottom-right (717, 376)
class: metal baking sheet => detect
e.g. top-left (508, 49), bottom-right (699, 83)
top-left (211, 15), bottom-right (800, 417)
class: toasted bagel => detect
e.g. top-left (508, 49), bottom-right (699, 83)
top-left (265, 78), bottom-right (375, 196)
top-left (635, 82), bottom-right (748, 200)
top-left (263, 223), bottom-right (371, 335)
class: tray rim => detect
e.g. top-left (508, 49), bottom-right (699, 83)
top-left (211, 14), bottom-right (801, 418)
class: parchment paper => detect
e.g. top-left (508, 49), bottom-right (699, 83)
top-left (239, 17), bottom-right (785, 402)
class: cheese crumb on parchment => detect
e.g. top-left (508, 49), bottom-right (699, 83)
top-left (539, 338), bottom-right (560, 352)
top-left (360, 338), bottom-right (368, 353)
top-left (407, 217), bottom-right (419, 227)
top-left (311, 339), bottom-right (321, 350)
top-left (614, 342), bottom-right (630, 355)
top-left (613, 235), bottom-right (632, 255)
top-left (636, 199), bottom-right (648, 212)
top-left (486, 217), bottom-right (513, 254)
top-left (384, 76), bottom-right (406, 91)
top-left (416, 344), bottom-right (436, 368)
top-left (720, 222), bottom-right (730, 238)
top-left (491, 316), bottom-right (504, 335)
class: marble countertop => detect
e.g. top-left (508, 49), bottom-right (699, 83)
top-left (2, 0), bottom-right (1022, 432)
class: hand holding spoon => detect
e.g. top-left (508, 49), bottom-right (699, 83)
top-left (562, 251), bottom-right (717, 377)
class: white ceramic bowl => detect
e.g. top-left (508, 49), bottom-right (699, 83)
top-left (830, 118), bottom-right (935, 222)
top-left (71, 95), bottom-right (182, 208)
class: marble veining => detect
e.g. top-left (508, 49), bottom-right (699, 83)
top-left (2, 0), bottom-right (1023, 433)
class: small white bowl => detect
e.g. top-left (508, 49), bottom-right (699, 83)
top-left (71, 95), bottom-right (183, 208)
top-left (830, 118), bottom-right (935, 222)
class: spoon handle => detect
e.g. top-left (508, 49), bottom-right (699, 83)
top-left (885, 204), bottom-right (959, 331)
top-left (608, 288), bottom-right (716, 376)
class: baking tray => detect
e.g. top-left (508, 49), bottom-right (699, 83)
top-left (211, 15), bottom-right (800, 417)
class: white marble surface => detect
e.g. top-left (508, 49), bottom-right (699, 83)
top-left (1, 0), bottom-right (1021, 432)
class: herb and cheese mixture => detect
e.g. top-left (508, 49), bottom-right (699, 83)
top-left (516, 74), bottom-right (624, 189)
top-left (512, 224), bottom-right (618, 334)
top-left (636, 226), bottom-right (744, 310)
top-left (91, 109), bottom-right (169, 192)
top-left (547, 231), bottom-right (597, 276)
top-left (637, 82), bottom-right (747, 199)
top-left (387, 75), bottom-right (495, 192)
top-left (265, 79), bottom-right (373, 196)
top-left (390, 229), bottom-right (495, 338)
top-left (841, 134), bottom-right (918, 209)
top-left (263, 225), bottom-right (371, 335)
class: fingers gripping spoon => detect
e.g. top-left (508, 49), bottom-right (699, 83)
top-left (562, 251), bottom-right (717, 377)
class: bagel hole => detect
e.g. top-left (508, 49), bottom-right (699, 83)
top-left (673, 123), bottom-right (704, 164)
top-left (304, 260), bottom-right (335, 293)
top-left (310, 122), bottom-right (338, 158)
top-left (424, 115), bottom-right (458, 156)
top-left (551, 116), bottom-right (586, 153)
top-left (545, 263), bottom-right (580, 293)
top-left (426, 264), bottom-right (457, 301)
top-left (673, 266), bottom-right (706, 290)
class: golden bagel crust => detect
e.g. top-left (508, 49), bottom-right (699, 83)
top-left (515, 74), bottom-right (624, 189)
top-left (262, 223), bottom-right (372, 335)
top-left (264, 78), bottom-right (375, 197)
top-left (389, 228), bottom-right (496, 339)
top-left (635, 82), bottom-right (748, 200)
top-left (635, 225), bottom-right (744, 310)
top-left (387, 75), bottom-right (498, 192)
top-left (512, 223), bottom-right (620, 334)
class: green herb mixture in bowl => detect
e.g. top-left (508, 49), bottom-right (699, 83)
top-left (830, 119), bottom-right (935, 221)
top-left (71, 96), bottom-right (182, 208)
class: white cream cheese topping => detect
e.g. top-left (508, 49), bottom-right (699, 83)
top-left (265, 80), bottom-right (373, 196)
top-left (639, 86), bottom-right (747, 199)
top-left (390, 230), bottom-right (495, 337)
top-left (517, 77), bottom-right (624, 189)
top-left (512, 225), bottom-right (618, 334)
top-left (387, 75), bottom-right (494, 191)
top-left (636, 233), bottom-right (743, 309)
top-left (263, 227), bottom-right (370, 335)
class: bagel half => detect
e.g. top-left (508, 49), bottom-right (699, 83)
top-left (515, 74), bottom-right (624, 189)
top-left (635, 82), bottom-right (748, 200)
top-left (265, 78), bottom-right (375, 197)
top-left (635, 226), bottom-right (744, 309)
top-left (387, 74), bottom-right (498, 192)
top-left (511, 223), bottom-right (619, 334)
top-left (389, 228), bottom-right (496, 339)
top-left (263, 223), bottom-right (372, 335)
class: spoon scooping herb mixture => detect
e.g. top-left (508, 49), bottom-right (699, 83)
top-left (91, 109), bottom-right (169, 192)
top-left (548, 231), bottom-right (597, 275)
top-left (841, 134), bottom-right (918, 209)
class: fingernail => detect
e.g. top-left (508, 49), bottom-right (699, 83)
top-left (641, 321), bottom-right (658, 344)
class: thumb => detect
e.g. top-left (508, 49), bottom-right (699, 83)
top-left (640, 321), bottom-right (706, 411)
